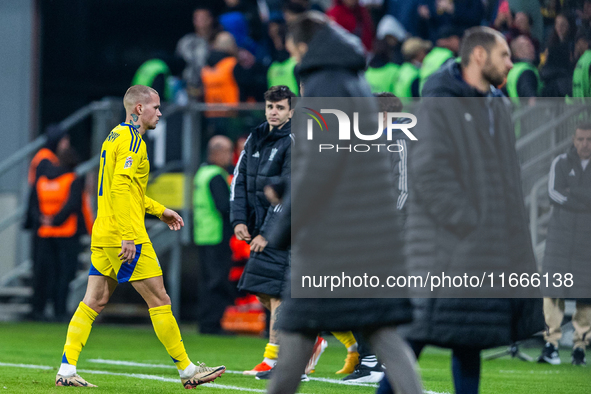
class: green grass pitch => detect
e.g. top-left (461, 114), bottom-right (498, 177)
top-left (0, 322), bottom-right (589, 393)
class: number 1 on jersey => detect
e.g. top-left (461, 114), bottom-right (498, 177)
top-left (98, 150), bottom-right (106, 196)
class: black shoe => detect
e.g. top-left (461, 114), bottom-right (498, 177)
top-left (255, 369), bottom-right (309, 381)
top-left (342, 356), bottom-right (384, 383)
top-left (572, 348), bottom-right (587, 366)
top-left (538, 342), bottom-right (561, 365)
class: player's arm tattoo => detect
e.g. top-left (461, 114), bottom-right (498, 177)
top-left (130, 113), bottom-right (139, 129)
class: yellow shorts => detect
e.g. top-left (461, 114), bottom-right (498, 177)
top-left (89, 243), bottom-right (162, 283)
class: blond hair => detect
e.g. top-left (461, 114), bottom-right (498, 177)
top-left (123, 85), bottom-right (158, 112)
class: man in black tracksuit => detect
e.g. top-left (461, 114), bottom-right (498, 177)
top-left (539, 124), bottom-right (591, 366)
top-left (230, 85), bottom-right (295, 374)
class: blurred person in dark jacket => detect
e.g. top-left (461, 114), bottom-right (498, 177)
top-left (27, 144), bottom-right (93, 321)
top-left (390, 26), bottom-right (544, 394)
top-left (541, 13), bottom-right (576, 97)
top-left (193, 136), bottom-right (235, 335)
top-left (265, 11), bottom-right (423, 394)
top-left (538, 124), bottom-right (591, 366)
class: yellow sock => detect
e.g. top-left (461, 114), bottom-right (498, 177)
top-left (149, 305), bottom-right (191, 370)
top-left (263, 343), bottom-right (279, 360)
top-left (62, 302), bottom-right (98, 366)
top-left (332, 331), bottom-right (357, 350)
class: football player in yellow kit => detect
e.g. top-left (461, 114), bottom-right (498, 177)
top-left (55, 85), bottom-right (225, 389)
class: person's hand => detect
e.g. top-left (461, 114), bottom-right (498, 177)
top-left (40, 215), bottom-right (53, 226)
top-left (160, 208), bottom-right (184, 231)
top-left (119, 240), bottom-right (136, 263)
top-left (234, 223), bottom-right (251, 242)
top-left (250, 235), bottom-right (268, 253)
top-left (264, 185), bottom-right (281, 206)
top-left (418, 5), bottom-right (430, 19)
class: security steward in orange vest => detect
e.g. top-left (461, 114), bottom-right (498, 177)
top-left (26, 141), bottom-right (93, 321)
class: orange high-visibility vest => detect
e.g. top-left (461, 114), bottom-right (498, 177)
top-left (28, 148), bottom-right (59, 185)
top-left (201, 57), bottom-right (240, 117)
top-left (36, 173), bottom-right (78, 238)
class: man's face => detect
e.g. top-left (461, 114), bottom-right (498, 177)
top-left (265, 99), bottom-right (292, 129)
top-left (482, 37), bottom-right (513, 87)
top-left (140, 93), bottom-right (162, 132)
top-left (193, 9), bottom-right (213, 32)
top-left (574, 128), bottom-right (591, 160)
top-left (514, 12), bottom-right (530, 33)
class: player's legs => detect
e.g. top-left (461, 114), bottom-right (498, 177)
top-left (131, 273), bottom-right (225, 387)
top-left (572, 302), bottom-right (591, 350)
top-left (56, 275), bottom-right (117, 386)
top-left (332, 331), bottom-right (359, 374)
top-left (243, 294), bottom-right (280, 375)
top-left (543, 298), bottom-right (565, 346)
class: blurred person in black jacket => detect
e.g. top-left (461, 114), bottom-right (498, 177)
top-left (264, 12), bottom-right (423, 394)
top-left (26, 143), bottom-right (93, 321)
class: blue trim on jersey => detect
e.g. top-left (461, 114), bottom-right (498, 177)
top-left (134, 131), bottom-right (142, 153)
top-left (129, 128), bottom-right (136, 152)
top-left (88, 263), bottom-right (103, 276)
top-left (62, 352), bottom-right (70, 364)
top-left (117, 244), bottom-right (142, 283)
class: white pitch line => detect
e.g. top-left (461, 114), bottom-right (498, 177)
top-left (89, 359), bottom-right (378, 386)
top-left (87, 358), bottom-right (449, 393)
top-left (0, 362), bottom-right (264, 393)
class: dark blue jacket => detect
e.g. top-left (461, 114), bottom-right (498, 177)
top-left (230, 120), bottom-right (292, 239)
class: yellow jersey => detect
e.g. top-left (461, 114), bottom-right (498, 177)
top-left (91, 123), bottom-right (165, 247)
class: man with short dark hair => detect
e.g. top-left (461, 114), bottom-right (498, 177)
top-left (231, 85), bottom-right (296, 376)
top-left (539, 124), bottom-right (591, 366)
top-left (390, 26), bottom-right (544, 394)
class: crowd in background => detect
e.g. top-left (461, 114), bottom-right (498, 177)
top-left (138, 0), bottom-right (591, 104)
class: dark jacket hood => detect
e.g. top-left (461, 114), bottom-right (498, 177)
top-left (298, 24), bottom-right (366, 78)
top-left (422, 59), bottom-right (505, 98)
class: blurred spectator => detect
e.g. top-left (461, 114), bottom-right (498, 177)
top-left (418, 0), bottom-right (484, 43)
top-left (539, 124), bottom-right (591, 366)
top-left (326, 0), bottom-right (375, 51)
top-left (365, 39), bottom-right (401, 94)
top-left (193, 135), bottom-right (235, 335)
top-left (394, 37), bottom-right (431, 98)
top-left (201, 32), bottom-right (241, 108)
top-left (573, 31), bottom-right (591, 97)
top-left (419, 26), bottom-right (460, 94)
top-left (505, 35), bottom-right (541, 100)
top-left (176, 7), bottom-right (219, 101)
top-left (492, 0), bottom-right (512, 34)
top-left (386, 0), bottom-right (421, 36)
top-left (267, 16), bottom-right (300, 94)
top-left (27, 141), bottom-right (93, 322)
top-left (221, 0), bottom-right (264, 42)
top-left (506, 12), bottom-right (541, 58)
top-left (575, 0), bottom-right (591, 34)
top-left (201, 31), bottom-right (267, 107)
top-left (540, 0), bottom-right (562, 39)
top-left (376, 14), bottom-right (408, 63)
top-left (541, 13), bottom-right (575, 96)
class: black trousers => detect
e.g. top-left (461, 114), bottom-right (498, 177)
top-left (196, 242), bottom-right (234, 333)
top-left (32, 236), bottom-right (79, 320)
